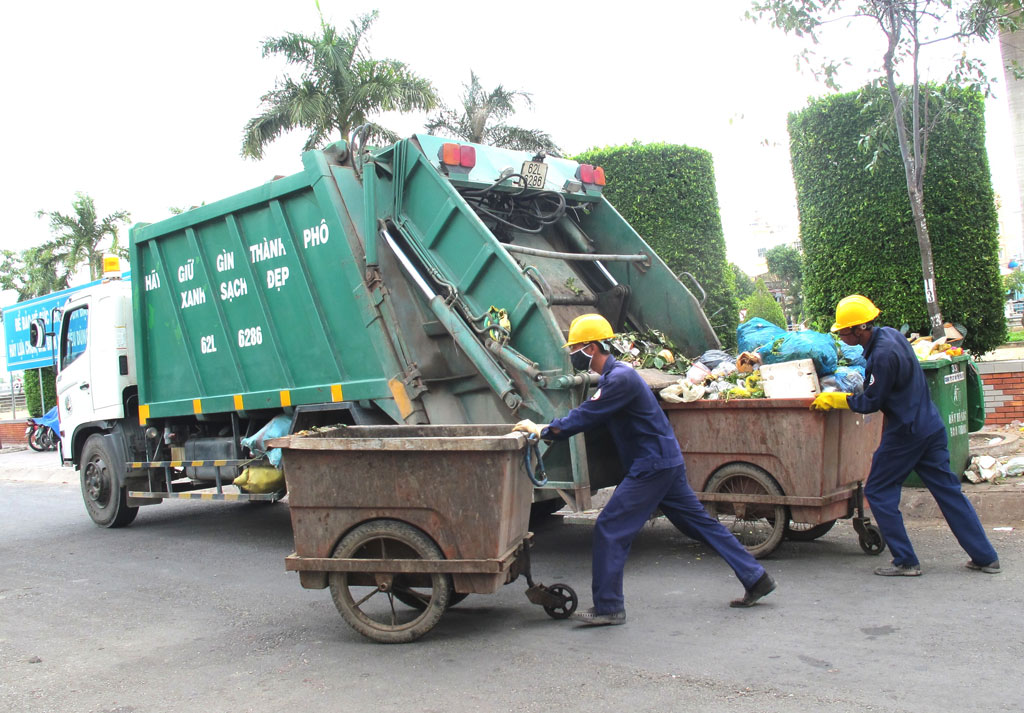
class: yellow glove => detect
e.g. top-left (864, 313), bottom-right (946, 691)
top-left (810, 392), bottom-right (851, 411)
top-left (512, 419), bottom-right (547, 439)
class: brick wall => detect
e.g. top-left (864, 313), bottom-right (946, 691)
top-left (0, 420), bottom-right (28, 446)
top-left (977, 360), bottom-right (1024, 426)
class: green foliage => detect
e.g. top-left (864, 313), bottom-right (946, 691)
top-left (0, 245), bottom-right (69, 301)
top-left (730, 263), bottom-right (755, 301)
top-left (23, 367), bottom-right (57, 417)
top-left (765, 244), bottom-right (803, 323)
top-left (574, 141), bottom-right (739, 349)
top-left (4, 192), bottom-right (131, 301)
top-left (1003, 270), bottom-right (1024, 297)
top-left (789, 84), bottom-right (1006, 354)
top-left (741, 279), bottom-right (786, 329)
top-left (425, 71), bottom-right (560, 155)
top-left (37, 192), bottom-right (130, 282)
top-left (242, 10), bottom-right (438, 159)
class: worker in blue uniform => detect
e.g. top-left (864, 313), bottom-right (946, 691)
top-left (514, 314), bottom-right (776, 626)
top-left (812, 295), bottom-right (1000, 576)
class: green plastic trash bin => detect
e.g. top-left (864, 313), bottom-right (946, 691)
top-left (907, 354), bottom-right (978, 487)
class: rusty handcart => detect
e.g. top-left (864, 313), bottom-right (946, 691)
top-left (270, 425), bottom-right (577, 643)
top-left (660, 398), bottom-right (887, 558)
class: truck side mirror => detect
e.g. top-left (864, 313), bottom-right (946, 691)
top-left (29, 318), bottom-right (48, 348)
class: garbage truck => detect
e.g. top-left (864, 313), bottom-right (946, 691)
top-left (30, 132), bottom-right (720, 528)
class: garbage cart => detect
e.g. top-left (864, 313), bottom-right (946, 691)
top-left (661, 398), bottom-right (886, 558)
top-left (269, 424), bottom-right (576, 643)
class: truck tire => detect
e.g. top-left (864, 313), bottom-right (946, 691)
top-left (81, 434), bottom-right (138, 528)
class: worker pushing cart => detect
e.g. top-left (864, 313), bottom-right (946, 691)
top-left (811, 294), bottom-right (1000, 577)
top-left (515, 314), bottom-right (777, 626)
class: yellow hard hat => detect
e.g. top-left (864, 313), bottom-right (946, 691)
top-left (564, 313), bottom-right (614, 348)
top-left (831, 294), bottom-right (880, 332)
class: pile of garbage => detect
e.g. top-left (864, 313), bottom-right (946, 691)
top-left (964, 454), bottom-right (1024, 483)
top-left (649, 318), bottom-right (869, 403)
top-left (610, 330), bottom-right (691, 375)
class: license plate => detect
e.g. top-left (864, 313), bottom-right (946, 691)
top-left (520, 160), bottom-right (548, 189)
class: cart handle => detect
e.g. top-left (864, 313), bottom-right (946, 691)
top-left (523, 434), bottom-right (549, 487)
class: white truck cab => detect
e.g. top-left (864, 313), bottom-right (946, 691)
top-left (53, 275), bottom-right (137, 463)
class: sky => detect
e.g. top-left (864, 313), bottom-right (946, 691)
top-left (1, 0), bottom-right (1021, 375)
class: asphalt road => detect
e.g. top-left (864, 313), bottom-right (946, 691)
top-left (1, 481), bottom-right (1021, 713)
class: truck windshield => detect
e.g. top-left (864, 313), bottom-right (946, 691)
top-left (61, 306), bottom-right (89, 370)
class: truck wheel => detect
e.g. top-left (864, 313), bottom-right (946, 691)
top-left (81, 435), bottom-right (138, 528)
top-left (329, 520), bottom-right (450, 643)
top-left (704, 463), bottom-right (786, 558)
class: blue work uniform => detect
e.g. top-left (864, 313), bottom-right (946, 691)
top-left (542, 355), bottom-right (765, 614)
top-left (847, 327), bottom-right (997, 568)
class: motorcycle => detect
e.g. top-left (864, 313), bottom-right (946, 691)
top-left (26, 406), bottom-right (60, 452)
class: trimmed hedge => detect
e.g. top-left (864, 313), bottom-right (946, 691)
top-left (575, 142), bottom-right (739, 349)
top-left (23, 367), bottom-right (57, 417)
top-left (788, 85), bottom-right (1005, 354)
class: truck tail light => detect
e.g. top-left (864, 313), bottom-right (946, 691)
top-left (439, 143), bottom-right (476, 169)
top-left (577, 164), bottom-right (595, 184)
top-left (593, 166), bottom-right (606, 186)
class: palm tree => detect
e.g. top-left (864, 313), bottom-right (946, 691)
top-left (0, 244), bottom-right (69, 301)
top-left (36, 192), bottom-right (130, 282)
top-left (425, 71), bottom-right (562, 156)
top-left (241, 10), bottom-right (438, 159)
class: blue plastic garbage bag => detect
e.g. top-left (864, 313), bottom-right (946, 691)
top-left (839, 342), bottom-right (866, 368)
top-left (756, 330), bottom-right (840, 376)
top-left (833, 366), bottom-right (865, 394)
top-left (241, 414), bottom-right (291, 468)
top-left (737, 318), bottom-right (786, 354)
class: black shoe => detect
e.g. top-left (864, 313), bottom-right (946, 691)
top-left (570, 607), bottom-right (626, 626)
top-left (873, 562), bottom-right (922, 577)
top-left (966, 559), bottom-right (1001, 574)
top-left (730, 573), bottom-right (776, 608)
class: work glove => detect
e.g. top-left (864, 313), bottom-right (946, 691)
top-left (512, 419), bottom-right (548, 440)
top-left (810, 392), bottom-right (851, 411)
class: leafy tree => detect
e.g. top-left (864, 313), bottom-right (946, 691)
top-left (0, 244), bottom-right (70, 301)
top-left (36, 192), bottom-right (130, 282)
top-left (765, 244), bottom-right (803, 323)
top-left (242, 9), bottom-right (438, 159)
top-left (425, 71), bottom-right (561, 155)
top-left (749, 0), bottom-right (1024, 339)
top-left (742, 279), bottom-right (787, 329)
top-left (1003, 269), bottom-right (1024, 297)
top-left (731, 263), bottom-right (756, 301)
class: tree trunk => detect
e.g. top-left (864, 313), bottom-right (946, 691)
top-left (906, 186), bottom-right (945, 339)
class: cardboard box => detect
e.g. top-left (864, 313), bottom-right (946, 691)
top-left (760, 359), bottom-right (820, 399)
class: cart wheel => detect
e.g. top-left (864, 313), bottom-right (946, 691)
top-left (543, 583), bottom-right (578, 620)
top-left (329, 520), bottom-right (451, 644)
top-left (858, 523), bottom-right (886, 555)
top-left (785, 519), bottom-right (837, 542)
top-left (705, 464), bottom-right (786, 559)
top-left (393, 588), bottom-right (469, 611)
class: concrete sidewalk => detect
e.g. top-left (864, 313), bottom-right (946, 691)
top-left (3, 445), bottom-right (1020, 525)
top-left (0, 446), bottom-right (76, 485)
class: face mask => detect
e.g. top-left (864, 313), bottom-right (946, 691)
top-left (570, 346), bottom-right (593, 372)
